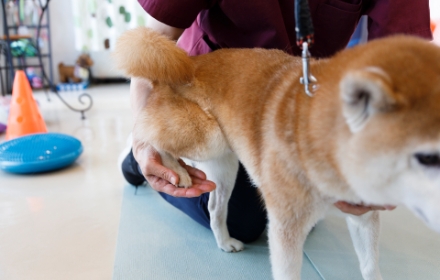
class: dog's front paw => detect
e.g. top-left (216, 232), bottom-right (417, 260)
top-left (219, 238), bottom-right (244, 253)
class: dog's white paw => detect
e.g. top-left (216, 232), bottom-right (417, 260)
top-left (176, 169), bottom-right (192, 188)
top-left (218, 238), bottom-right (244, 253)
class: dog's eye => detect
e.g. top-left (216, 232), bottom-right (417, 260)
top-left (415, 153), bottom-right (440, 167)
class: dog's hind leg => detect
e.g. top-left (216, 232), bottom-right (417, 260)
top-left (194, 153), bottom-right (244, 252)
top-left (346, 211), bottom-right (383, 280)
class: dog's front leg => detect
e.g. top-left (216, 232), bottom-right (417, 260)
top-left (268, 217), bottom-right (305, 279)
top-left (196, 153), bottom-right (244, 252)
top-left (265, 193), bottom-right (325, 280)
top-left (346, 211), bottom-right (382, 280)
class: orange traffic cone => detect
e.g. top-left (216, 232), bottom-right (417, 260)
top-left (5, 70), bottom-right (47, 140)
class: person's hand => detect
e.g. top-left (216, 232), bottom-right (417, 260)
top-left (334, 201), bottom-right (396, 216)
top-left (133, 143), bottom-right (216, 198)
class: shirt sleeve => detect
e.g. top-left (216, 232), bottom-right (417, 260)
top-left (364, 0), bottom-right (432, 40)
top-left (138, 0), bottom-right (210, 29)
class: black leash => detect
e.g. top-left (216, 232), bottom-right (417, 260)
top-left (295, 0), bottom-right (317, 97)
top-left (295, 0), bottom-right (314, 47)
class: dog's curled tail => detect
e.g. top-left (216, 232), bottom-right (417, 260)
top-left (113, 27), bottom-right (194, 85)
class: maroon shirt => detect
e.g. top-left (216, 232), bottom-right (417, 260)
top-left (139, 0), bottom-right (432, 57)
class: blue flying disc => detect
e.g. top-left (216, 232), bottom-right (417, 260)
top-left (0, 133), bottom-right (83, 174)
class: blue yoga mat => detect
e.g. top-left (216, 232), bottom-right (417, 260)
top-left (114, 184), bottom-right (440, 279)
top-left (113, 185), bottom-right (322, 280)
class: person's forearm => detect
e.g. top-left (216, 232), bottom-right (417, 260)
top-left (130, 14), bottom-right (184, 121)
top-left (130, 77), bottom-right (152, 122)
top-left (146, 14), bottom-right (184, 41)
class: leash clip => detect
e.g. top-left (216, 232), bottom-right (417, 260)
top-left (299, 42), bottom-right (317, 97)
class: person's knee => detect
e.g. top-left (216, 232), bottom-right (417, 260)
top-left (121, 151), bottom-right (145, 186)
top-left (228, 214), bottom-right (267, 243)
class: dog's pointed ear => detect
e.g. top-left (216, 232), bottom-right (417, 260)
top-left (340, 68), bottom-right (395, 133)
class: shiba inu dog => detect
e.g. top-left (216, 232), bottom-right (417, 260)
top-left (114, 27), bottom-right (440, 279)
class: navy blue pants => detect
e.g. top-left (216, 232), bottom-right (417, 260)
top-left (121, 150), bottom-right (267, 243)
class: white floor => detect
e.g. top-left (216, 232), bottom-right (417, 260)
top-left (0, 84), bottom-right (132, 280)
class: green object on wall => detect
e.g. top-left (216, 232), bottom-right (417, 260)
top-left (19, 0), bottom-right (25, 22)
top-left (125, 12), bottom-right (131, 23)
top-left (137, 16), bottom-right (146, 26)
top-left (88, 0), bottom-right (97, 14)
top-left (72, 0), bottom-right (149, 51)
top-left (106, 17), bottom-right (113, 28)
top-left (74, 17), bottom-right (81, 27)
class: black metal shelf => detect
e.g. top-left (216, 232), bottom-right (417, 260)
top-left (1, 0), bottom-right (93, 119)
top-left (1, 2), bottom-right (53, 94)
top-left (8, 25), bottom-right (49, 29)
top-left (1, 64), bottom-right (50, 69)
top-left (10, 54), bottom-right (51, 58)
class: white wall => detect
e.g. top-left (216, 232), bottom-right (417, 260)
top-left (431, 0), bottom-right (440, 20)
top-left (430, 0), bottom-right (440, 45)
top-left (6, 0), bottom-right (440, 84)
top-left (50, 0), bottom-right (124, 82)
top-left (49, 0), bottom-right (80, 83)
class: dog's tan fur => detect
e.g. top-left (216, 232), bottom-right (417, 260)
top-left (114, 27), bottom-right (440, 279)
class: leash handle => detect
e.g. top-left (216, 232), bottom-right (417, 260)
top-left (295, 0), bottom-right (315, 48)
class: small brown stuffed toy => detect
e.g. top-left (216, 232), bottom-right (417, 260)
top-left (58, 54), bottom-right (94, 83)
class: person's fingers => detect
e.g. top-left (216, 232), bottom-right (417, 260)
top-left (171, 186), bottom-right (204, 197)
top-left (334, 201), bottom-right (371, 216)
top-left (384, 205), bottom-right (397, 210)
top-left (146, 173), bottom-right (215, 197)
top-left (144, 160), bottom-right (179, 185)
top-left (160, 182), bottom-right (212, 197)
top-left (185, 165), bottom-right (207, 180)
top-left (178, 159), bottom-right (207, 180)
top-left (190, 179), bottom-right (216, 192)
top-left (369, 205), bottom-right (386, 211)
top-left (168, 179), bottom-right (216, 196)
top-left (146, 176), bottom-right (185, 195)
top-left (369, 205), bottom-right (397, 211)
top-left (334, 201), bottom-right (397, 216)
top-left (190, 176), bottom-right (214, 185)
top-left (145, 175), bottom-right (169, 191)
